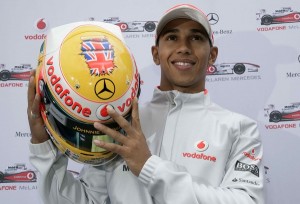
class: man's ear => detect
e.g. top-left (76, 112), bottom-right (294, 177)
top-left (209, 46), bottom-right (218, 65)
top-left (151, 45), bottom-right (160, 65)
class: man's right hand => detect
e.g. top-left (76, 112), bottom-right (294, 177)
top-left (27, 70), bottom-right (49, 144)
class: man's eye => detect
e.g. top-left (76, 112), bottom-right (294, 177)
top-left (166, 35), bottom-right (177, 41)
top-left (191, 35), bottom-right (204, 41)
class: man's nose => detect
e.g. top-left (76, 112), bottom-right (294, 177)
top-left (176, 39), bottom-right (192, 54)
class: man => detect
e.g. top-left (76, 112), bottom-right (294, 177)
top-left (28, 4), bottom-right (265, 204)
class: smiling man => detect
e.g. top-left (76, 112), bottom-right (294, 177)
top-left (152, 18), bottom-right (217, 93)
top-left (28, 4), bottom-right (265, 204)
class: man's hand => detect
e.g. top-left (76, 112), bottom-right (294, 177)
top-left (27, 70), bottom-right (49, 144)
top-left (93, 98), bottom-right (151, 176)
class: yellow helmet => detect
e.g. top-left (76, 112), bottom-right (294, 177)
top-left (36, 22), bottom-right (140, 165)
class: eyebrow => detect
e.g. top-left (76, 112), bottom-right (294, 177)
top-left (161, 28), bottom-right (208, 36)
top-left (157, 27), bottom-right (211, 46)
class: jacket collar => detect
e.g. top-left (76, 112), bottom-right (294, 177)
top-left (151, 87), bottom-right (211, 107)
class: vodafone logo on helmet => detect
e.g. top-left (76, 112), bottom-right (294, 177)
top-left (96, 104), bottom-right (114, 120)
top-left (45, 56), bottom-right (92, 119)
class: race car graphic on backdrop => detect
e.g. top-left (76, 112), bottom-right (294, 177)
top-left (264, 103), bottom-right (300, 122)
top-left (257, 7), bottom-right (300, 25)
top-left (0, 163), bottom-right (37, 183)
top-left (206, 62), bottom-right (260, 75)
top-left (103, 17), bottom-right (157, 32)
top-left (0, 64), bottom-right (32, 81)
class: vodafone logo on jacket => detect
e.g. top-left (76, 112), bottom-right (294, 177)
top-left (182, 140), bottom-right (217, 162)
top-left (194, 140), bottom-right (209, 152)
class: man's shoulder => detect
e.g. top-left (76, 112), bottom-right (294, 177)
top-left (210, 102), bottom-right (257, 125)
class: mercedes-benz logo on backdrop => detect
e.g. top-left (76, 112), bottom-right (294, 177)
top-left (207, 13), bottom-right (219, 25)
top-left (94, 78), bottom-right (115, 100)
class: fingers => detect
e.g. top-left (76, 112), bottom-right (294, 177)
top-left (30, 94), bottom-right (42, 119)
top-left (93, 139), bottom-right (124, 155)
top-left (93, 100), bottom-right (150, 175)
top-left (27, 70), bottom-right (36, 111)
top-left (106, 99), bottom-right (141, 136)
top-left (107, 106), bottom-right (134, 136)
top-left (93, 122), bottom-right (128, 155)
top-left (26, 69), bottom-right (49, 144)
top-left (27, 69), bottom-right (41, 119)
top-left (131, 98), bottom-right (142, 132)
top-left (93, 99), bottom-right (142, 151)
top-left (94, 122), bottom-right (127, 145)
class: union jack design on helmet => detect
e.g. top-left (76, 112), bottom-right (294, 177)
top-left (81, 37), bottom-right (115, 76)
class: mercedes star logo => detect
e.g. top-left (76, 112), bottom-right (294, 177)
top-left (94, 78), bottom-right (115, 100)
top-left (207, 13), bottom-right (219, 25)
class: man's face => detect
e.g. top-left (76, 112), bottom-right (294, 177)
top-left (152, 18), bottom-right (218, 93)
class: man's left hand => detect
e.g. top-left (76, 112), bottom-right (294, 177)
top-left (93, 98), bottom-right (151, 176)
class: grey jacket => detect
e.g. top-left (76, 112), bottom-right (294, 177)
top-left (30, 88), bottom-right (265, 204)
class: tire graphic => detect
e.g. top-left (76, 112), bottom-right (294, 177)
top-left (0, 70), bottom-right (11, 81)
top-left (233, 63), bottom-right (246, 75)
top-left (269, 110), bottom-right (282, 123)
top-left (261, 15), bottom-right (273, 25)
top-left (144, 21), bottom-right (156, 32)
top-left (0, 171), bottom-right (4, 183)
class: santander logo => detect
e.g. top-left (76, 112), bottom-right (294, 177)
top-left (182, 140), bottom-right (217, 162)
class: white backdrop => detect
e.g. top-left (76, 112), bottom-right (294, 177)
top-left (0, 0), bottom-right (300, 203)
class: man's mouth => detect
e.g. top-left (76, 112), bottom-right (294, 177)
top-left (172, 60), bottom-right (195, 70)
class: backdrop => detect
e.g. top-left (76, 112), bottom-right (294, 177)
top-left (0, 0), bottom-right (299, 203)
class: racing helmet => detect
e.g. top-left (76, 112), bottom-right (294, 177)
top-left (36, 21), bottom-right (140, 165)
